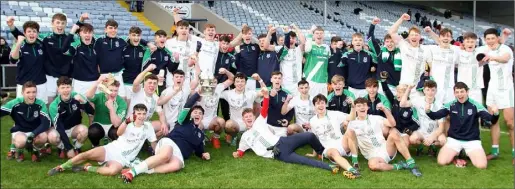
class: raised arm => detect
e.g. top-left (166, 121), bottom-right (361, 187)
top-left (380, 107), bottom-right (396, 127)
top-left (260, 88), bottom-right (270, 118)
top-left (399, 85), bottom-right (414, 108)
top-left (177, 92), bottom-right (201, 125)
top-left (86, 76), bottom-right (105, 100)
top-left (304, 25), bottom-right (317, 53)
top-left (9, 36), bottom-right (25, 61)
top-left (133, 64), bottom-right (156, 93)
top-left (220, 68), bottom-right (235, 88)
top-left (117, 118), bottom-right (130, 136)
top-left (388, 14), bottom-right (411, 44)
top-left (424, 26), bottom-right (440, 45)
top-left (264, 27), bottom-right (276, 51)
top-left (368, 18), bottom-right (381, 56)
top-left (426, 104), bottom-right (450, 120)
top-left (499, 28), bottom-right (512, 44)
top-left (281, 95), bottom-right (294, 115)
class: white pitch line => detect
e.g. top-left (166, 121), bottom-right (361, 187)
top-left (480, 128), bottom-right (510, 135)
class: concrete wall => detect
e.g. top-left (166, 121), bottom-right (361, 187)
top-left (143, 2), bottom-right (240, 36)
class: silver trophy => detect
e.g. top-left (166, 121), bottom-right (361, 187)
top-left (199, 71), bottom-right (217, 97)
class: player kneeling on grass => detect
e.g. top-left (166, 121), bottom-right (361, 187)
top-left (307, 94), bottom-right (361, 179)
top-left (48, 104), bottom-right (157, 176)
top-left (48, 76), bottom-right (94, 158)
top-left (120, 92), bottom-right (210, 183)
top-left (1, 81), bottom-right (51, 162)
top-left (233, 88), bottom-right (339, 174)
top-left (347, 97), bottom-right (422, 177)
top-left (425, 82), bottom-right (499, 169)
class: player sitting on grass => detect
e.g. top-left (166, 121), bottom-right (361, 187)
top-left (233, 88), bottom-right (341, 175)
top-left (120, 92), bottom-right (210, 183)
top-left (347, 98), bottom-right (422, 177)
top-left (1, 81), bottom-right (51, 162)
top-left (48, 104), bottom-right (157, 176)
top-left (48, 76), bottom-right (93, 159)
top-left (281, 80), bottom-right (315, 135)
top-left (425, 82), bottom-right (499, 169)
top-left (307, 94), bottom-right (361, 179)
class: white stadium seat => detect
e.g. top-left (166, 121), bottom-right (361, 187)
top-left (31, 7), bottom-right (43, 12)
top-left (18, 2), bottom-right (29, 7)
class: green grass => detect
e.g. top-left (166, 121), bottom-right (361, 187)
top-left (1, 109), bottom-right (514, 188)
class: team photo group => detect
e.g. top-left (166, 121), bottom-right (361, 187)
top-left (1, 6), bottom-right (514, 184)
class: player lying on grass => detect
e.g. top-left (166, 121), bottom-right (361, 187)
top-left (120, 92), bottom-right (210, 183)
top-left (347, 98), bottom-right (422, 177)
top-left (48, 104), bottom-right (157, 176)
top-left (48, 76), bottom-right (94, 159)
top-left (307, 94), bottom-right (361, 179)
top-left (1, 81), bottom-right (51, 162)
top-left (232, 88), bottom-right (349, 177)
top-left (425, 82), bottom-right (499, 169)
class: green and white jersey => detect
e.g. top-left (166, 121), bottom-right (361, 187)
top-left (238, 115), bottom-right (280, 158)
top-left (477, 44), bottom-right (514, 90)
top-left (281, 46), bottom-right (304, 85)
top-left (127, 88), bottom-right (162, 121)
top-left (426, 45), bottom-right (460, 90)
top-left (457, 49), bottom-right (484, 89)
top-left (347, 115), bottom-right (386, 160)
top-left (90, 93), bottom-right (127, 125)
top-left (111, 122), bottom-right (157, 160)
top-left (398, 40), bottom-right (428, 85)
top-left (411, 96), bottom-right (444, 135)
top-left (303, 34), bottom-right (330, 83)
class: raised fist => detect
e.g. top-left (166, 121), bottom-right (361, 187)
top-left (6, 16), bottom-right (15, 27)
top-left (401, 13), bottom-right (410, 21)
top-left (146, 64), bottom-right (157, 71)
top-left (372, 18), bottom-right (380, 25)
top-left (424, 26), bottom-right (432, 33)
top-left (17, 36), bottom-right (25, 43)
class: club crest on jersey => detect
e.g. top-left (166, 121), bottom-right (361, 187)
top-left (342, 101), bottom-right (348, 106)
top-left (281, 97), bottom-right (286, 102)
top-left (197, 132), bottom-right (201, 138)
top-left (33, 111), bottom-right (39, 118)
top-left (403, 111), bottom-right (409, 117)
top-left (363, 57), bottom-right (368, 63)
top-left (251, 46), bottom-right (256, 51)
top-left (225, 59), bottom-right (229, 64)
top-left (266, 54), bottom-right (271, 58)
top-left (38, 49), bottom-right (43, 55)
top-left (139, 52), bottom-right (143, 58)
top-left (115, 41), bottom-right (119, 47)
top-left (467, 109), bottom-right (472, 115)
top-left (72, 104), bottom-right (78, 111)
top-left (164, 56), bottom-right (169, 61)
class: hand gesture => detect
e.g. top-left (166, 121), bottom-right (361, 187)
top-left (290, 24), bottom-right (299, 31)
top-left (370, 66), bottom-right (376, 72)
top-left (490, 105), bottom-right (499, 115)
top-left (345, 97), bottom-right (353, 106)
top-left (424, 26), bottom-right (432, 33)
top-left (172, 52), bottom-right (180, 62)
top-left (172, 8), bottom-right (180, 14)
top-left (17, 36), bottom-right (25, 44)
top-left (160, 124), bottom-right (169, 136)
top-left (423, 135), bottom-right (436, 146)
top-left (202, 152), bottom-right (211, 160)
top-left (232, 151), bottom-right (240, 158)
top-left (285, 94), bottom-right (293, 102)
top-left (173, 85), bottom-right (182, 94)
top-left (481, 54), bottom-right (490, 63)
top-left (6, 16), bottom-right (15, 27)
top-left (146, 64), bottom-right (157, 72)
top-left (270, 88), bottom-right (277, 97)
top-left (425, 102), bottom-right (431, 112)
top-left (251, 73), bottom-right (261, 81)
top-left (376, 103), bottom-right (385, 111)
top-left (282, 25), bottom-right (290, 33)
top-left (188, 55), bottom-right (197, 66)
top-left (148, 43), bottom-right (157, 52)
top-left (372, 18), bottom-right (380, 25)
top-left (105, 99), bottom-right (114, 110)
top-left (70, 24), bottom-right (80, 34)
top-left (74, 94), bottom-right (85, 104)
top-left (261, 87), bottom-right (269, 98)
top-left (218, 68), bottom-right (227, 75)
top-left (79, 13), bottom-right (89, 22)
top-left (302, 123), bottom-right (311, 130)
top-left (502, 28), bottom-right (512, 36)
top-left (97, 75), bottom-right (107, 83)
top-left (401, 13), bottom-right (410, 21)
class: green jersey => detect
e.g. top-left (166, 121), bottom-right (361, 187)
top-left (303, 34), bottom-right (331, 83)
top-left (90, 93), bottom-right (127, 125)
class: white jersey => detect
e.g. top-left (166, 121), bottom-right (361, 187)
top-left (191, 35), bottom-right (219, 76)
top-left (165, 37), bottom-right (198, 81)
top-left (238, 115), bottom-right (280, 158)
top-left (197, 84), bottom-right (226, 119)
top-left (309, 111), bottom-right (348, 148)
top-left (477, 45), bottom-right (514, 90)
top-left (348, 115), bottom-right (386, 160)
top-left (457, 49), bottom-right (484, 89)
top-left (221, 89), bottom-right (259, 122)
top-left (411, 96), bottom-right (444, 135)
top-left (110, 122), bottom-right (157, 160)
top-left (161, 86), bottom-right (191, 126)
top-left (398, 40), bottom-right (428, 85)
top-left (280, 46), bottom-right (303, 85)
top-left (127, 88), bottom-right (162, 121)
top-left (288, 95), bottom-right (315, 125)
top-left (426, 45), bottom-right (460, 90)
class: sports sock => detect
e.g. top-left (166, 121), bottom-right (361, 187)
top-left (61, 160), bottom-right (73, 169)
top-left (74, 142), bottom-right (83, 149)
top-left (351, 154), bottom-right (358, 164)
top-left (491, 145), bottom-right (499, 155)
top-left (347, 166), bottom-right (356, 172)
top-left (392, 163), bottom-right (402, 170)
top-left (85, 165), bottom-right (98, 173)
top-left (10, 144), bottom-right (15, 151)
top-left (406, 158), bottom-right (416, 168)
top-left (131, 161), bottom-right (149, 176)
top-left (213, 133), bottom-right (220, 138)
top-left (145, 168), bottom-right (155, 174)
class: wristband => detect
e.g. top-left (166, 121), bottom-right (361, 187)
top-left (237, 150), bottom-right (244, 157)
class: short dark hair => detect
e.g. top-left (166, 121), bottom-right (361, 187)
top-left (191, 105), bottom-right (205, 114)
top-left (297, 79), bottom-right (309, 87)
top-left (439, 28), bottom-right (453, 37)
top-left (57, 76), bottom-right (72, 87)
top-left (110, 80), bottom-right (121, 87)
top-left (454, 82), bottom-right (469, 91)
top-left (463, 32), bottom-right (477, 40)
top-left (133, 104), bottom-right (148, 112)
top-left (271, 71), bottom-right (282, 77)
top-left (129, 26), bottom-right (142, 35)
top-left (235, 72), bottom-right (247, 81)
top-left (312, 94), bottom-right (327, 105)
top-left (219, 35), bottom-right (231, 43)
top-left (79, 23), bottom-right (94, 33)
top-left (144, 74), bottom-right (159, 82)
top-left (22, 81), bottom-right (37, 92)
top-left (23, 21), bottom-right (40, 33)
top-left (289, 32), bottom-right (297, 38)
top-left (172, 70), bottom-right (185, 76)
top-left (176, 20), bottom-right (189, 28)
top-left (242, 108), bottom-right (254, 116)
top-left (384, 34), bottom-right (393, 41)
top-left (105, 19), bottom-right (118, 28)
top-left (51, 13), bottom-right (67, 22)
top-left (331, 36), bottom-right (342, 43)
top-left (155, 30), bottom-right (167, 37)
top-left (257, 34), bottom-right (267, 40)
top-left (365, 78), bottom-right (378, 88)
top-left (423, 80), bottom-right (437, 89)
top-left (354, 97), bottom-right (368, 105)
top-left (484, 28), bottom-right (499, 38)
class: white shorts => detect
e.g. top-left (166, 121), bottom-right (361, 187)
top-left (124, 84), bottom-right (134, 100)
top-left (246, 78), bottom-right (257, 92)
top-left (11, 131), bottom-right (32, 140)
top-left (367, 145), bottom-right (397, 163)
top-left (46, 75), bottom-right (58, 97)
top-left (201, 116), bottom-right (215, 130)
top-left (445, 137), bottom-right (482, 154)
top-left (101, 71), bottom-right (125, 97)
top-left (468, 88), bottom-right (483, 105)
top-left (307, 81), bottom-right (327, 97)
top-left (102, 143), bottom-right (131, 167)
top-left (64, 125), bottom-right (77, 138)
top-left (436, 87), bottom-right (455, 104)
top-left (72, 79), bottom-right (96, 96)
top-left (282, 82), bottom-right (298, 96)
top-left (268, 125), bottom-right (287, 137)
top-left (322, 140), bottom-right (349, 163)
top-left (486, 86), bottom-right (514, 109)
top-left (156, 138), bottom-right (185, 168)
top-left (16, 83), bottom-right (48, 104)
top-left (348, 87), bottom-right (367, 98)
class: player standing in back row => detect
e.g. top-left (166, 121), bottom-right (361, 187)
top-left (303, 25), bottom-right (331, 97)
